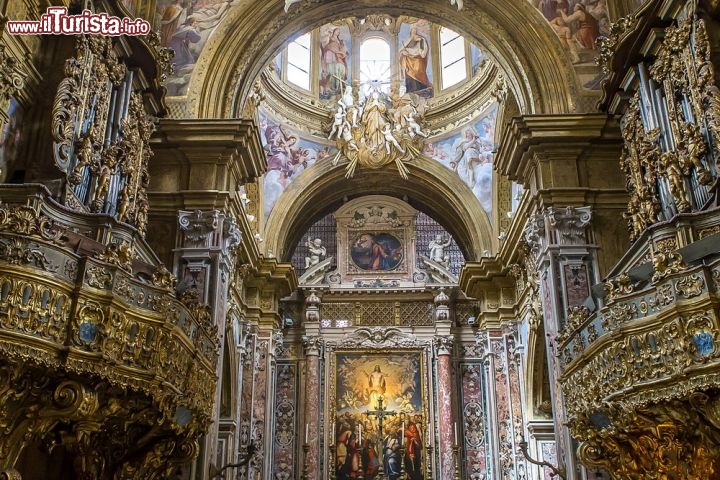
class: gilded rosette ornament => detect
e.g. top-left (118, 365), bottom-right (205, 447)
top-left (328, 85), bottom-right (427, 179)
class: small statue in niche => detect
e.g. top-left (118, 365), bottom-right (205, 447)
top-left (428, 234), bottom-right (452, 268)
top-left (305, 237), bottom-right (327, 269)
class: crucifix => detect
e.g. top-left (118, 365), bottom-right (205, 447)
top-left (365, 395), bottom-right (396, 438)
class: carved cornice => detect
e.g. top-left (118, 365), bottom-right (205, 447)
top-left (494, 114), bottom-right (622, 186)
top-left (150, 118), bottom-right (267, 184)
top-left (331, 327), bottom-right (425, 348)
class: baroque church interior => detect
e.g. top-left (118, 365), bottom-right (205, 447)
top-left (0, 0), bottom-right (720, 478)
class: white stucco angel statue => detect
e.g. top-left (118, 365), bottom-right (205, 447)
top-left (405, 112), bottom-right (428, 138)
top-left (328, 106), bottom-right (347, 140)
top-left (383, 124), bottom-right (405, 154)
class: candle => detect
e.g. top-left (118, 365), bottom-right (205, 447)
top-left (401, 421), bottom-right (405, 445)
top-left (454, 422), bottom-right (458, 446)
top-left (305, 423), bottom-right (309, 444)
top-left (359, 423), bottom-right (362, 444)
top-left (332, 423), bottom-right (336, 443)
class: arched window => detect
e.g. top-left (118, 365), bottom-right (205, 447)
top-left (359, 37), bottom-right (392, 95)
top-left (440, 27), bottom-right (466, 89)
top-left (287, 32), bottom-right (312, 90)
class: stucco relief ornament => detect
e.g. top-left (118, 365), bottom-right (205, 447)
top-left (327, 84), bottom-right (427, 179)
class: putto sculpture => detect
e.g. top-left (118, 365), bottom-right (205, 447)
top-left (305, 237), bottom-right (327, 268)
top-left (328, 83), bottom-right (428, 179)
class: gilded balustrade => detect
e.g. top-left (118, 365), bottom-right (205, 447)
top-left (0, 185), bottom-right (219, 478)
top-left (558, 226), bottom-right (720, 477)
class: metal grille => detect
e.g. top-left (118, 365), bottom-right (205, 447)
top-left (455, 302), bottom-right (483, 325)
top-left (321, 302), bottom-right (355, 325)
top-left (359, 302), bottom-right (395, 326)
top-left (398, 302), bottom-right (435, 326)
top-left (415, 212), bottom-right (465, 275)
top-left (320, 301), bottom-right (435, 327)
top-left (290, 213), bottom-right (337, 275)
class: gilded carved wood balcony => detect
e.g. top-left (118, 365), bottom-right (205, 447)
top-left (558, 210), bottom-right (720, 478)
top-left (0, 185), bottom-right (219, 479)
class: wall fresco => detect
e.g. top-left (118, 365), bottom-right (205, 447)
top-left (320, 23), bottom-right (352, 100)
top-left (259, 108), bottom-right (337, 219)
top-left (398, 19), bottom-right (434, 98)
top-left (423, 103), bottom-right (497, 221)
top-left (532, 0), bottom-right (609, 89)
top-left (156, 0), bottom-right (238, 96)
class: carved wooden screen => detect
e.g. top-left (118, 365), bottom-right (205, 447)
top-left (621, 16), bottom-right (720, 240)
top-left (52, 35), bottom-right (153, 236)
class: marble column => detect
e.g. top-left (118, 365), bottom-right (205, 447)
top-left (175, 209), bottom-right (241, 478)
top-left (303, 336), bottom-right (322, 480)
top-left (435, 336), bottom-right (455, 480)
top-left (524, 206), bottom-right (596, 480)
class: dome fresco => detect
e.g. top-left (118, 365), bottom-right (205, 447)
top-left (148, 1), bottom-right (611, 98)
top-left (258, 101), bottom-right (498, 223)
top-left (273, 16), bottom-right (487, 101)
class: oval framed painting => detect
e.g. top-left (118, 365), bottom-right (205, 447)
top-left (350, 233), bottom-right (403, 271)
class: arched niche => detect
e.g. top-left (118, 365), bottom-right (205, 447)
top-left (264, 154), bottom-right (493, 262)
top-left (183, 0), bottom-right (578, 119)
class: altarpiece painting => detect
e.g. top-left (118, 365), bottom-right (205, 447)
top-left (332, 351), bottom-right (427, 480)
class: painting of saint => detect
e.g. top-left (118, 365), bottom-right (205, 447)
top-left (259, 108), bottom-right (336, 219)
top-left (156, 0), bottom-right (238, 96)
top-left (334, 352), bottom-right (424, 480)
top-left (532, 0), bottom-right (609, 88)
top-left (351, 233), bottom-right (403, 271)
top-left (398, 20), bottom-right (433, 98)
top-left (424, 103), bottom-right (497, 220)
top-left (320, 24), bottom-right (351, 99)
top-left (0, 98), bottom-right (24, 183)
